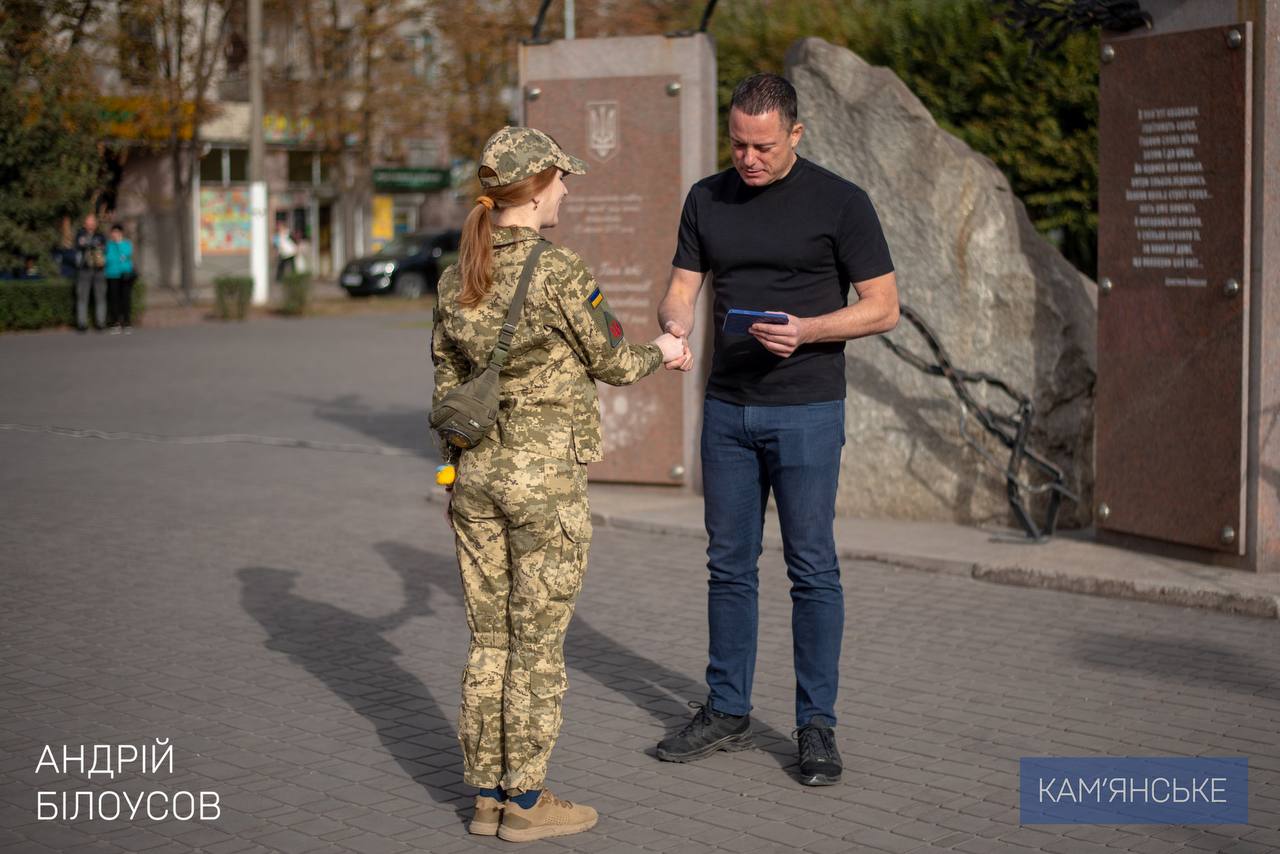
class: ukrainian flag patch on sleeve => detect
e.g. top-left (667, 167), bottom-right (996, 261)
top-left (587, 287), bottom-right (604, 309)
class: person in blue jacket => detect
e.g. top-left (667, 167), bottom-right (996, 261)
top-left (104, 224), bottom-right (136, 333)
top-left (54, 217), bottom-right (78, 283)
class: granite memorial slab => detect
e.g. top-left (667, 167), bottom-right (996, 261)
top-left (520, 36), bottom-right (717, 487)
top-left (1096, 24), bottom-right (1252, 553)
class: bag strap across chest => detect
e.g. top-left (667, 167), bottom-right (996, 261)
top-left (488, 239), bottom-right (550, 370)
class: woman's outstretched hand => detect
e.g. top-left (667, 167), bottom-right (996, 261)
top-left (653, 332), bottom-right (685, 363)
top-left (659, 321), bottom-right (694, 371)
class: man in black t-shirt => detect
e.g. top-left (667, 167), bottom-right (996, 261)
top-left (654, 73), bottom-right (899, 786)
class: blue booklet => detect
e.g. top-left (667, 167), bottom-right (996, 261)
top-left (722, 308), bottom-right (788, 336)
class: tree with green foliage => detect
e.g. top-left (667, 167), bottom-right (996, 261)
top-left (431, 0), bottom-right (691, 169)
top-left (0, 0), bottom-right (105, 276)
top-left (111, 0), bottom-right (230, 302)
top-left (711, 0), bottom-right (1099, 277)
top-left (858, 1), bottom-right (1099, 277)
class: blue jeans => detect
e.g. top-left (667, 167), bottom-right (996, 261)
top-left (701, 396), bottom-right (845, 727)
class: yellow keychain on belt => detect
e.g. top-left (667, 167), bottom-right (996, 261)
top-left (436, 464), bottom-right (456, 487)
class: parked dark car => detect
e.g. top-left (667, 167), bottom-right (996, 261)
top-left (339, 229), bottom-right (461, 298)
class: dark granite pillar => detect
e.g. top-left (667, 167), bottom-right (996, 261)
top-left (1097, 0), bottom-right (1279, 572)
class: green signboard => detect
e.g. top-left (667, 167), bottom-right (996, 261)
top-left (372, 167), bottom-right (451, 191)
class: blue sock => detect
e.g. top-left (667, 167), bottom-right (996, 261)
top-left (477, 786), bottom-right (506, 802)
top-left (510, 789), bottom-right (541, 809)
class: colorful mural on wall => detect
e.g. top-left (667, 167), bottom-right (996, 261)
top-left (199, 188), bottom-right (251, 254)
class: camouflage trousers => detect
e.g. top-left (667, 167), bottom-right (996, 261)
top-left (450, 442), bottom-right (591, 793)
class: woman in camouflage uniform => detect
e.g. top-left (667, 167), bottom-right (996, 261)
top-left (431, 127), bottom-right (684, 842)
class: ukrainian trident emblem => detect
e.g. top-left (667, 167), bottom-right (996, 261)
top-left (586, 101), bottom-right (619, 161)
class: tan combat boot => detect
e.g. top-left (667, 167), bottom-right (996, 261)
top-left (497, 790), bottom-right (598, 842)
top-left (468, 795), bottom-right (503, 836)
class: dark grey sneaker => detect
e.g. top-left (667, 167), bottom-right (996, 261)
top-left (656, 701), bottom-right (753, 762)
top-left (796, 716), bottom-right (842, 785)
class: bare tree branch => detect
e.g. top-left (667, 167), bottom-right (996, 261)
top-left (68, 0), bottom-right (96, 47)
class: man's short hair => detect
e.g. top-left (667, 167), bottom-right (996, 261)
top-left (730, 73), bottom-right (798, 129)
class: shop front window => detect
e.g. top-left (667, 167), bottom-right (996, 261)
top-left (228, 149), bottom-right (247, 182)
top-left (198, 147), bottom-right (248, 185)
top-left (199, 150), bottom-right (222, 183)
top-left (287, 151), bottom-right (315, 185)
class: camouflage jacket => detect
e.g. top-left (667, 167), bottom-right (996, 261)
top-left (431, 225), bottom-right (662, 464)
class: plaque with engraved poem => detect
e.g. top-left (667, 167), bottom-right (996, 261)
top-left (1096, 25), bottom-right (1251, 553)
top-left (526, 75), bottom-right (684, 484)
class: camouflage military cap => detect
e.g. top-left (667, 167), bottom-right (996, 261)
top-left (479, 126), bottom-right (587, 189)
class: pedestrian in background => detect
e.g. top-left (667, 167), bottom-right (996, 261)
top-left (54, 217), bottom-right (78, 282)
top-left (74, 213), bottom-right (107, 332)
top-left (432, 126), bottom-right (684, 842)
top-left (273, 219), bottom-right (297, 282)
top-left (104, 224), bottom-right (135, 334)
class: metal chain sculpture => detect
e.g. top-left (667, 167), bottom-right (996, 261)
top-left (879, 307), bottom-right (1078, 541)
top-left (880, 1), bottom-right (1150, 540)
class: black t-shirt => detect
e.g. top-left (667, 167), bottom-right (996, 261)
top-left (672, 157), bottom-right (894, 405)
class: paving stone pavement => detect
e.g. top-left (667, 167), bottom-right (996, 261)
top-left (3, 314), bottom-right (1280, 854)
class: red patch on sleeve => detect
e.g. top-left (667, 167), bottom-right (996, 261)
top-left (603, 309), bottom-right (624, 348)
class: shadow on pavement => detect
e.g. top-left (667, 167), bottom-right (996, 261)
top-left (404, 540), bottom-right (802, 780)
top-left (237, 551), bottom-right (468, 829)
top-left (299, 393), bottom-right (432, 457)
top-left (566, 615), bottom-right (801, 777)
top-left (238, 535), bottom-right (805, 819)
top-left (1070, 632), bottom-right (1280, 699)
